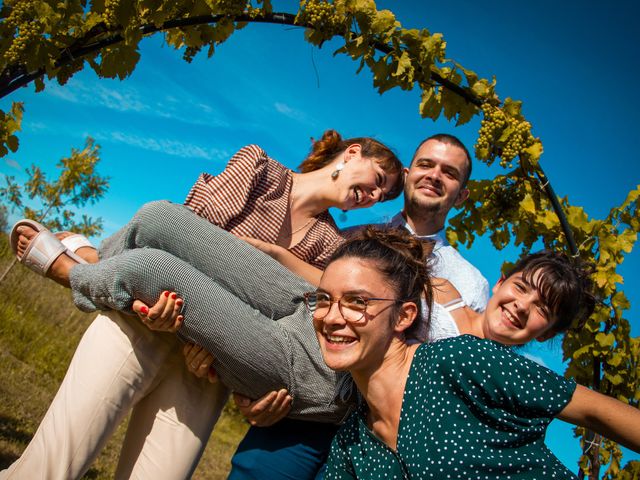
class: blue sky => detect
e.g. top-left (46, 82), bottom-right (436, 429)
top-left (1, 0), bottom-right (638, 473)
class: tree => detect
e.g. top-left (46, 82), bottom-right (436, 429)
top-left (0, 137), bottom-right (109, 282)
top-left (0, 0), bottom-right (637, 476)
top-left (0, 202), bottom-right (8, 232)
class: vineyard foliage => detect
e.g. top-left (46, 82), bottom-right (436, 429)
top-left (0, 0), bottom-right (637, 476)
top-left (0, 137), bottom-right (108, 236)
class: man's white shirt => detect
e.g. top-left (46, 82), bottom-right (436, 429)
top-left (387, 213), bottom-right (490, 341)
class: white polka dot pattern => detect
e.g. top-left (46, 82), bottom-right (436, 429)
top-left (325, 335), bottom-right (577, 479)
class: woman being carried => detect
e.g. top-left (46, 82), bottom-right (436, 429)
top-left (308, 227), bottom-right (639, 479)
top-left (4, 130), bottom-right (403, 479)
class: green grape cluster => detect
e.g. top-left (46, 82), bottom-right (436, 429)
top-left (3, 0), bottom-right (40, 65)
top-left (103, 0), bottom-right (121, 28)
top-left (213, 0), bottom-right (248, 16)
top-left (2, 0), bottom-right (32, 29)
top-left (0, 111), bottom-right (9, 139)
top-left (489, 178), bottom-right (521, 213)
top-left (475, 103), bottom-right (506, 161)
top-left (299, 0), bottom-right (342, 34)
top-left (245, 6), bottom-right (263, 19)
top-left (475, 103), bottom-right (534, 167)
top-left (501, 119), bottom-right (533, 164)
top-left (183, 45), bottom-right (201, 62)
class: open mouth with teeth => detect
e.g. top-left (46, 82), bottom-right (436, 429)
top-left (501, 307), bottom-right (523, 329)
top-left (353, 186), bottom-right (362, 204)
top-left (323, 332), bottom-right (357, 347)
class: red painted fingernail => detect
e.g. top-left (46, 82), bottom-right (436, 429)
top-left (176, 299), bottom-right (183, 305)
top-left (140, 306), bottom-right (148, 315)
top-left (164, 291), bottom-right (170, 297)
top-left (171, 293), bottom-right (177, 300)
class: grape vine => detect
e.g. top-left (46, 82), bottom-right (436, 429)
top-left (0, 1), bottom-right (637, 477)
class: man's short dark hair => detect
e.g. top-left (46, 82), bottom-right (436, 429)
top-left (412, 134), bottom-right (472, 187)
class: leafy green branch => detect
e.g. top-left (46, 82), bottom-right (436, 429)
top-left (0, 1), bottom-right (637, 476)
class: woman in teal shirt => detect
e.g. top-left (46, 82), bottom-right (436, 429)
top-left (308, 227), bottom-right (640, 479)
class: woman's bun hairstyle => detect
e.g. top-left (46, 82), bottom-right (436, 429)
top-left (329, 226), bottom-right (433, 338)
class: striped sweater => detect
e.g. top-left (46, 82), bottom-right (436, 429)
top-left (184, 144), bottom-right (345, 269)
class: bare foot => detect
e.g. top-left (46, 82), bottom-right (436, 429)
top-left (56, 231), bottom-right (99, 263)
top-left (16, 226), bottom-right (34, 258)
top-left (17, 225), bottom-right (79, 288)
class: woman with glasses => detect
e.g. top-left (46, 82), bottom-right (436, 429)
top-left (312, 227), bottom-right (639, 479)
top-left (5, 130), bottom-right (403, 479)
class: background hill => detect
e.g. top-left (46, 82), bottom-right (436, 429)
top-left (0, 234), bottom-right (248, 479)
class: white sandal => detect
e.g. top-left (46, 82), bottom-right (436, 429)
top-left (10, 219), bottom-right (87, 277)
top-left (59, 233), bottom-right (95, 253)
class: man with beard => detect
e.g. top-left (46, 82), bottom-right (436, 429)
top-left (384, 133), bottom-right (488, 340)
top-left (229, 133), bottom-right (489, 479)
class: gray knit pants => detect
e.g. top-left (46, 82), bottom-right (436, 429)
top-left (68, 201), bottom-right (347, 423)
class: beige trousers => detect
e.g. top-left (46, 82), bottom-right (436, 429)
top-left (0, 311), bottom-right (229, 480)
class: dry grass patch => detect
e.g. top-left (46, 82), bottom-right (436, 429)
top-left (0, 234), bottom-right (247, 479)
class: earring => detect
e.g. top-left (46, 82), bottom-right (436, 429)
top-left (331, 162), bottom-right (345, 179)
top-left (339, 210), bottom-right (348, 222)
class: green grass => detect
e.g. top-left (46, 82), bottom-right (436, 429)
top-left (0, 234), bottom-right (248, 478)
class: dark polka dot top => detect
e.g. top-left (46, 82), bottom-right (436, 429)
top-left (325, 335), bottom-right (577, 479)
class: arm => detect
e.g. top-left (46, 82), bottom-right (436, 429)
top-left (431, 277), bottom-right (462, 305)
top-left (184, 145), bottom-right (266, 227)
top-left (241, 236), bottom-right (322, 286)
top-left (557, 384), bottom-right (640, 452)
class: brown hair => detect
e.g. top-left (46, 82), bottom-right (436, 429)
top-left (505, 250), bottom-right (595, 332)
top-left (298, 130), bottom-right (404, 201)
top-left (328, 226), bottom-right (433, 338)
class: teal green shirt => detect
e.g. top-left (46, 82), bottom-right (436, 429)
top-left (325, 335), bottom-right (577, 479)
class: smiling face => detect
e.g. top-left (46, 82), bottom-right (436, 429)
top-left (482, 270), bottom-right (558, 345)
top-left (312, 257), bottom-right (405, 374)
top-left (403, 139), bottom-right (470, 230)
top-left (335, 145), bottom-right (401, 211)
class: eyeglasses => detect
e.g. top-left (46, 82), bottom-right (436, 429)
top-left (303, 291), bottom-right (404, 324)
